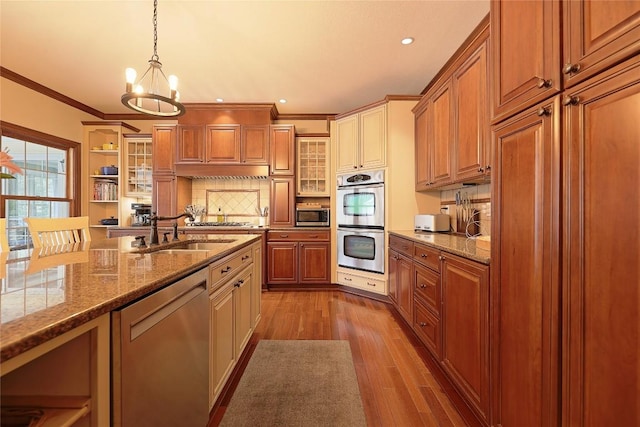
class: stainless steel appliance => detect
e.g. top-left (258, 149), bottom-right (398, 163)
top-left (336, 169), bottom-right (384, 229)
top-left (131, 203), bottom-right (152, 226)
top-left (112, 268), bottom-right (209, 427)
top-left (296, 206), bottom-right (330, 227)
top-left (415, 214), bottom-right (450, 232)
top-left (337, 227), bottom-right (385, 274)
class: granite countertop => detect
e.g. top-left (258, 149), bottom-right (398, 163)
top-left (389, 230), bottom-right (491, 265)
top-left (0, 234), bottom-right (260, 363)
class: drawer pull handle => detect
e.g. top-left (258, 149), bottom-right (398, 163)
top-left (234, 279), bottom-right (245, 287)
top-left (366, 282), bottom-right (376, 287)
top-left (309, 235), bottom-right (318, 238)
top-left (280, 234), bottom-right (289, 238)
top-left (221, 266), bottom-right (231, 273)
top-left (241, 255), bottom-right (250, 261)
top-left (420, 284), bottom-right (427, 289)
top-left (344, 277), bottom-right (352, 282)
top-left (421, 253), bottom-right (427, 258)
top-left (419, 322), bottom-right (428, 327)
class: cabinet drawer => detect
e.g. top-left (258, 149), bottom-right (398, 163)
top-left (389, 235), bottom-right (414, 257)
top-left (267, 230), bottom-right (330, 242)
top-left (413, 243), bottom-right (441, 272)
top-left (337, 271), bottom-right (386, 295)
top-left (414, 263), bottom-right (440, 316)
top-left (414, 300), bottom-right (441, 358)
top-left (209, 246), bottom-right (252, 292)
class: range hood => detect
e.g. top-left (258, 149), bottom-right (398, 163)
top-left (174, 164), bottom-right (269, 179)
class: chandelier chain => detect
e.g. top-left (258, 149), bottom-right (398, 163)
top-left (152, 0), bottom-right (159, 61)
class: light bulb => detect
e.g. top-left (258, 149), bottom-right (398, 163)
top-left (168, 75), bottom-right (179, 90)
top-left (134, 84), bottom-right (144, 94)
top-left (125, 68), bottom-right (137, 83)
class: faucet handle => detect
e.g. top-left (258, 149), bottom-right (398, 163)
top-left (134, 235), bottom-right (147, 248)
top-left (162, 232), bottom-right (170, 244)
top-left (172, 222), bottom-right (180, 241)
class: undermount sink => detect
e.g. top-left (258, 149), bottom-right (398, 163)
top-left (154, 249), bottom-right (211, 255)
top-left (137, 239), bottom-right (237, 254)
top-left (171, 240), bottom-right (236, 250)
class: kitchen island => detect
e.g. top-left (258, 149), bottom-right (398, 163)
top-left (0, 234), bottom-right (261, 426)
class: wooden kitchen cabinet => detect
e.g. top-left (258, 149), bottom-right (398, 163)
top-left (269, 177), bottom-right (295, 228)
top-left (563, 1), bottom-right (640, 88)
top-left (176, 124), bottom-right (269, 165)
top-left (490, 0), bottom-right (561, 123)
top-left (563, 56), bottom-right (640, 427)
top-left (269, 125), bottom-right (295, 175)
top-left (491, 95), bottom-right (561, 427)
top-left (123, 134), bottom-right (152, 197)
top-left (335, 104), bottom-right (387, 172)
top-left (453, 38), bottom-right (490, 181)
top-left (152, 124), bottom-right (176, 174)
top-left (388, 235), bottom-right (414, 324)
top-left (152, 174), bottom-right (191, 223)
top-left (296, 136), bottom-right (330, 197)
top-left (440, 252), bottom-right (490, 423)
top-left (414, 20), bottom-right (490, 190)
top-left (176, 125), bottom-right (206, 163)
top-left (267, 230), bottom-right (330, 285)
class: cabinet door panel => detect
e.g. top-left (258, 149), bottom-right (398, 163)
top-left (152, 175), bottom-right (176, 218)
top-left (414, 102), bottom-right (431, 190)
top-left (206, 125), bottom-right (241, 163)
top-left (210, 286), bottom-right (234, 404)
top-left (234, 270), bottom-right (253, 355)
top-left (414, 300), bottom-right (441, 358)
top-left (269, 125), bottom-right (295, 175)
top-left (176, 125), bottom-right (204, 163)
top-left (564, 57), bottom-right (640, 427)
top-left (359, 105), bottom-right (387, 170)
top-left (491, 0), bottom-right (561, 122)
top-left (454, 40), bottom-right (488, 182)
top-left (414, 263), bottom-right (440, 316)
top-left (441, 254), bottom-right (489, 422)
top-left (267, 242), bottom-right (297, 283)
top-left (299, 243), bottom-right (330, 284)
top-left (269, 177), bottom-right (295, 228)
top-left (336, 115), bottom-right (359, 172)
top-left (396, 253), bottom-right (413, 324)
top-left (564, 1), bottom-right (640, 88)
top-left (491, 96), bottom-right (561, 427)
top-left (242, 125), bottom-right (269, 164)
top-left (152, 125), bottom-right (176, 174)
top-left (431, 81), bottom-right (453, 185)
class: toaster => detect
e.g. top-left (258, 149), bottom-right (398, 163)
top-left (415, 214), bottom-right (450, 232)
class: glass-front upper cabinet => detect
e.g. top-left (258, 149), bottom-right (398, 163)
top-left (296, 137), bottom-right (330, 197)
top-left (124, 134), bottom-right (152, 197)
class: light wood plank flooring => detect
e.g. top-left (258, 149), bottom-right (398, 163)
top-left (209, 290), bottom-right (467, 426)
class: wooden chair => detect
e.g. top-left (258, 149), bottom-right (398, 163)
top-left (0, 218), bottom-right (9, 252)
top-left (25, 216), bottom-right (92, 248)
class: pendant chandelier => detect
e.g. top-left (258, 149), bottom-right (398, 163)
top-left (121, 0), bottom-right (186, 117)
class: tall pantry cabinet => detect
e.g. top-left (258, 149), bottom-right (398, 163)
top-left (490, 1), bottom-right (640, 426)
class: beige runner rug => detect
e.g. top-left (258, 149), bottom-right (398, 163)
top-left (220, 340), bottom-right (367, 427)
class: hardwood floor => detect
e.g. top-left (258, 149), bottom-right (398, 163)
top-left (209, 290), bottom-right (467, 426)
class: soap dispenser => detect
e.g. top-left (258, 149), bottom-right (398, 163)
top-left (217, 207), bottom-right (224, 223)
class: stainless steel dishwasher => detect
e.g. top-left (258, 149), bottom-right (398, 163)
top-left (112, 267), bottom-right (209, 427)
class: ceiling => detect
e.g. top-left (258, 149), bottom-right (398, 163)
top-left (0, 0), bottom-right (489, 117)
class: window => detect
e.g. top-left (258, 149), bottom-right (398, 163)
top-left (1, 122), bottom-right (80, 249)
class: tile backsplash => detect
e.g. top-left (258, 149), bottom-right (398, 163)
top-left (439, 183), bottom-right (491, 236)
top-left (191, 178), bottom-right (270, 225)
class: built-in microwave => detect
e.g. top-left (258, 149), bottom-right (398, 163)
top-left (295, 207), bottom-right (330, 227)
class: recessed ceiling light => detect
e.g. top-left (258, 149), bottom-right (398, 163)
top-left (279, 99), bottom-right (287, 104)
top-left (216, 98), bottom-right (224, 103)
top-left (401, 37), bottom-right (414, 45)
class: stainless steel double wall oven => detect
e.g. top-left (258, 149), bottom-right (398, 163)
top-left (336, 169), bottom-right (385, 274)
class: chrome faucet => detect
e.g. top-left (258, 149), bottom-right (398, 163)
top-left (149, 211), bottom-right (194, 245)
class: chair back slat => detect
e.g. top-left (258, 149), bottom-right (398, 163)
top-left (0, 218), bottom-right (9, 252)
top-left (26, 217), bottom-right (92, 248)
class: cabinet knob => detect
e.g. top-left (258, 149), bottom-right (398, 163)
top-left (439, 255), bottom-right (445, 260)
top-left (537, 107), bottom-right (551, 117)
top-left (485, 165), bottom-right (491, 171)
top-left (477, 167), bottom-right (484, 173)
top-left (353, 166), bottom-right (358, 169)
top-left (563, 96), bottom-right (580, 106)
top-left (419, 322), bottom-right (428, 327)
top-left (420, 284), bottom-right (427, 289)
top-left (563, 63), bottom-right (581, 75)
top-left (300, 243), bottom-right (304, 247)
top-left (537, 78), bottom-right (552, 89)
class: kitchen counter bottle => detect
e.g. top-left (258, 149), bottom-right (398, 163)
top-left (217, 207), bottom-right (224, 223)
